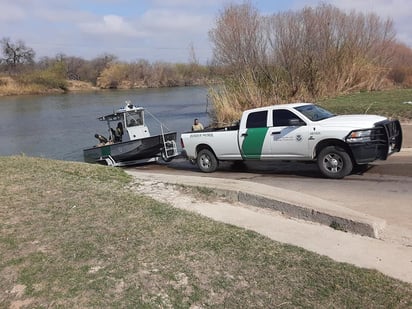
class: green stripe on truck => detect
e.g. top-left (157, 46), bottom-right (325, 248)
top-left (241, 127), bottom-right (269, 159)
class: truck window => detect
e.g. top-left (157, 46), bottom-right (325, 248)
top-left (294, 104), bottom-right (335, 121)
top-left (246, 111), bottom-right (267, 128)
top-left (273, 109), bottom-right (305, 126)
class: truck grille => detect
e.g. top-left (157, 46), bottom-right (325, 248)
top-left (346, 119), bottom-right (403, 164)
top-left (375, 119), bottom-right (403, 156)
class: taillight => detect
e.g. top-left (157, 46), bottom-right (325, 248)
top-left (180, 138), bottom-right (185, 148)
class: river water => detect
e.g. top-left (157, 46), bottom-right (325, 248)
top-left (0, 86), bottom-right (209, 162)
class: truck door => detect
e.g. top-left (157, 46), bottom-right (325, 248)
top-left (239, 110), bottom-right (270, 159)
top-left (268, 109), bottom-right (310, 158)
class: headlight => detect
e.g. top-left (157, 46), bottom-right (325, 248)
top-left (346, 130), bottom-right (373, 143)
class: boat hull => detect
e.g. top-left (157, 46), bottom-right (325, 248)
top-left (83, 132), bottom-right (177, 165)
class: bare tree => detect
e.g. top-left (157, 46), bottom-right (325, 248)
top-left (268, 4), bottom-right (396, 97)
top-left (388, 42), bottom-right (412, 85)
top-left (0, 37), bottom-right (35, 73)
top-left (81, 54), bottom-right (116, 85)
top-left (188, 42), bottom-right (199, 65)
top-left (64, 56), bottom-right (87, 80)
top-left (209, 2), bottom-right (265, 71)
top-left (211, 3), bottom-right (396, 104)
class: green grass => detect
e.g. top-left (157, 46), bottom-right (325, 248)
top-left (319, 88), bottom-right (412, 121)
top-left (0, 156), bottom-right (411, 308)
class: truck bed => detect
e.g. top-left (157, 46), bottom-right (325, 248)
top-left (181, 127), bottom-right (241, 160)
top-left (201, 123), bottom-right (239, 132)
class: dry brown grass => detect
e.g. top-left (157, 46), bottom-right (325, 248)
top-left (66, 80), bottom-right (98, 91)
top-left (209, 82), bottom-right (412, 126)
top-left (0, 76), bottom-right (25, 96)
top-left (208, 86), bottom-right (243, 126)
top-left (0, 76), bottom-right (66, 96)
top-left (0, 76), bottom-right (98, 96)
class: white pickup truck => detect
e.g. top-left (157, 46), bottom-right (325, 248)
top-left (180, 103), bottom-right (403, 178)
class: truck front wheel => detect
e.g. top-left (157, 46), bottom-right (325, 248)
top-left (197, 149), bottom-right (218, 173)
top-left (317, 146), bottom-right (353, 179)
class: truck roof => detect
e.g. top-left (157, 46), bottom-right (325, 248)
top-left (247, 102), bottom-right (313, 113)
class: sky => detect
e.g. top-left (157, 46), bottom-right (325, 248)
top-left (1, 0), bottom-right (412, 64)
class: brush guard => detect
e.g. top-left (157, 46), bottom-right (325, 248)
top-left (346, 119), bottom-right (403, 164)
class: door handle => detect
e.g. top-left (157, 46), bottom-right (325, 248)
top-left (241, 133), bottom-right (248, 137)
top-left (271, 132), bottom-right (281, 135)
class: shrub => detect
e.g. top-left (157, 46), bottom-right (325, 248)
top-left (209, 3), bottom-right (397, 116)
top-left (16, 62), bottom-right (68, 90)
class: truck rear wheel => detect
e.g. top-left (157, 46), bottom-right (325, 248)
top-left (197, 149), bottom-right (218, 173)
top-left (317, 146), bottom-right (353, 179)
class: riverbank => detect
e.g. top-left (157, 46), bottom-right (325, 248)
top-left (0, 76), bottom-right (210, 96)
top-left (1, 156), bottom-right (411, 307)
top-left (0, 76), bottom-right (99, 96)
top-left (2, 75), bottom-right (412, 123)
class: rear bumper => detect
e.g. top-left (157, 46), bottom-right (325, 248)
top-left (347, 120), bottom-right (403, 164)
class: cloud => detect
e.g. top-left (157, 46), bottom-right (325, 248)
top-left (150, 0), bottom-right (226, 9)
top-left (0, 2), bottom-right (26, 22)
top-left (141, 9), bottom-right (211, 34)
top-left (34, 8), bottom-right (92, 23)
top-left (78, 15), bottom-right (145, 37)
top-left (322, 0), bottom-right (412, 18)
top-left (1, 0), bottom-right (411, 62)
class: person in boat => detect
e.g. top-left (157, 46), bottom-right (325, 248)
top-left (116, 122), bottom-right (123, 141)
top-left (128, 116), bottom-right (142, 127)
top-left (128, 118), bottom-right (136, 127)
top-left (191, 118), bottom-right (204, 131)
top-left (110, 122), bottom-right (124, 143)
top-left (94, 133), bottom-right (108, 146)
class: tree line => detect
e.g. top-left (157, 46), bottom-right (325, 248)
top-left (0, 37), bottom-right (213, 95)
top-left (208, 3), bottom-right (412, 124)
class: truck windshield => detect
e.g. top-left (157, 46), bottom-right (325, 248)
top-left (294, 104), bottom-right (335, 122)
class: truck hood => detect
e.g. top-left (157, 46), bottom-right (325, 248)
top-left (319, 114), bottom-right (387, 129)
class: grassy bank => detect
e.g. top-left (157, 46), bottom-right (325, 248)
top-left (0, 156), bottom-right (411, 307)
top-left (320, 88), bottom-right (412, 121)
top-left (208, 84), bottom-right (412, 126)
top-left (0, 76), bottom-right (97, 96)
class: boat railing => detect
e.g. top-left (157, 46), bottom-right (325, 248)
top-left (145, 109), bottom-right (178, 160)
top-left (145, 109), bottom-right (172, 132)
top-left (160, 124), bottom-right (178, 160)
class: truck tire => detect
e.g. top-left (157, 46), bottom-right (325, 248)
top-left (197, 149), bottom-right (218, 173)
top-left (317, 146), bottom-right (353, 179)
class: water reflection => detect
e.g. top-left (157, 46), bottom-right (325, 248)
top-left (0, 87), bottom-right (209, 161)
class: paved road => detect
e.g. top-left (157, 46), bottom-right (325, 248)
top-left (128, 123), bottom-right (412, 245)
top-left (137, 154), bottom-right (411, 240)
top-left (126, 124), bottom-right (412, 282)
